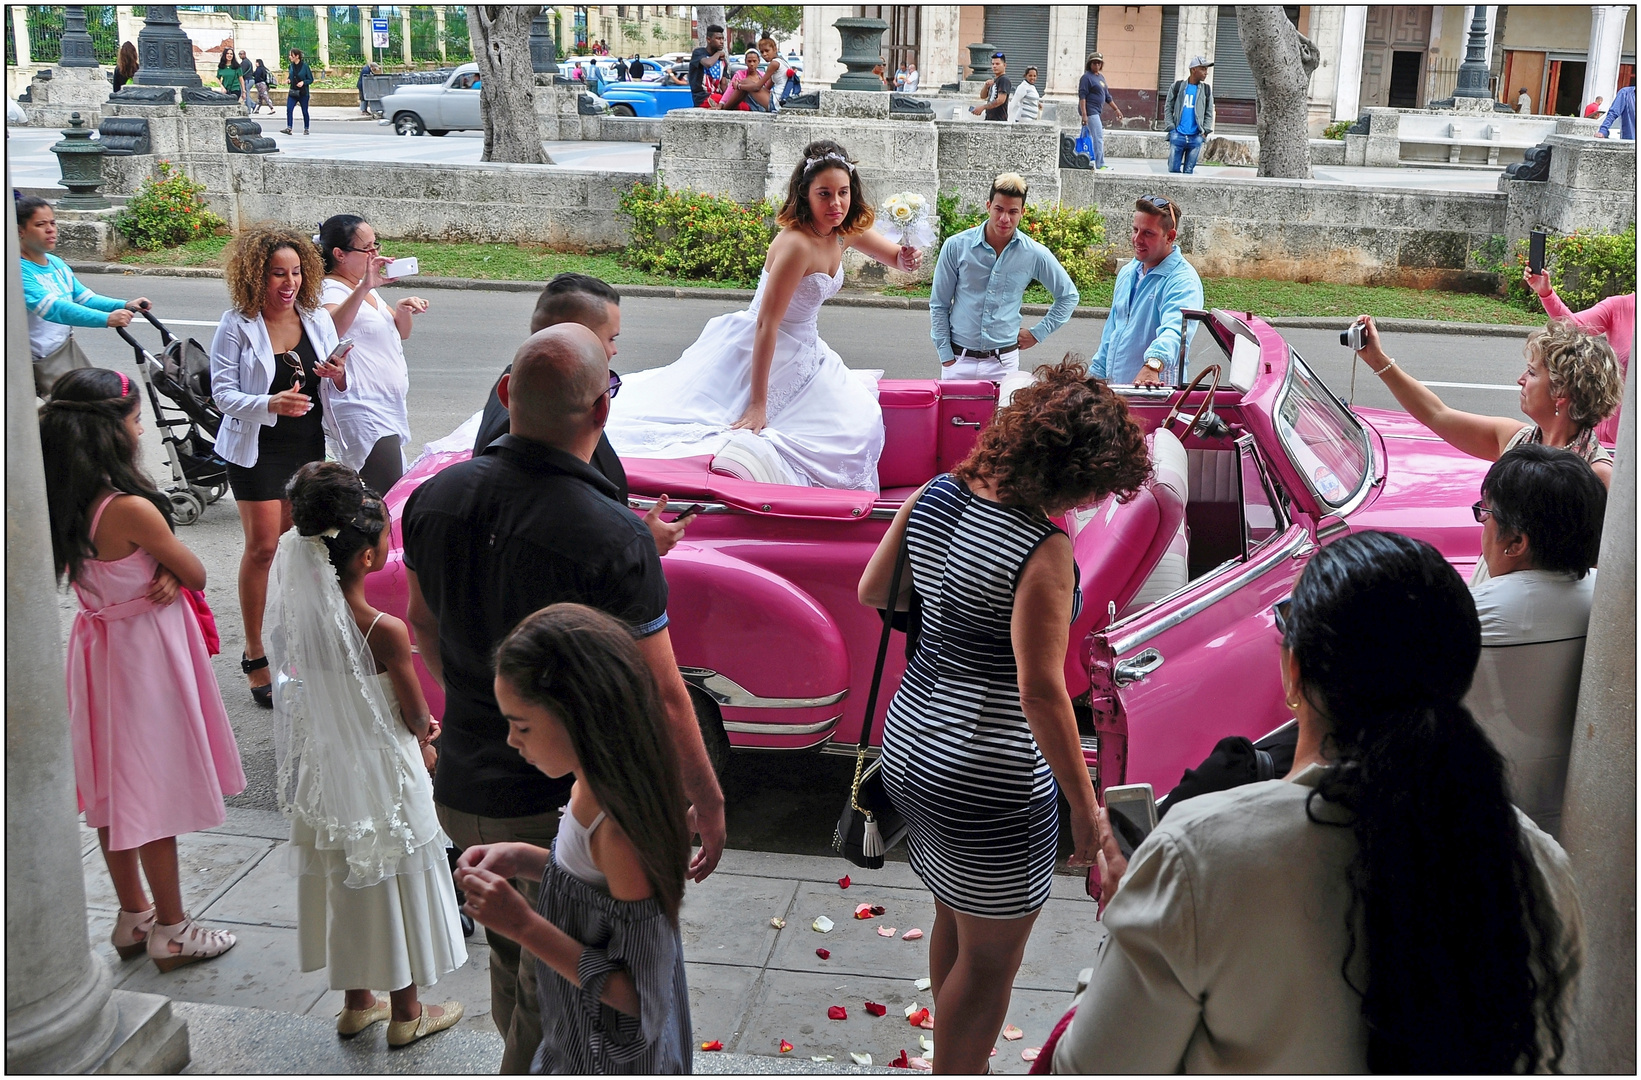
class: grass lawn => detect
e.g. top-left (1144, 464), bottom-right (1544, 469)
top-left (117, 236), bottom-right (1537, 324)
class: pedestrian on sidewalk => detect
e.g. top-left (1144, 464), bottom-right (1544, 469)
top-left (357, 62), bottom-right (375, 114)
top-left (239, 50), bottom-right (254, 103)
top-left (113, 41), bottom-right (139, 93)
top-left (1051, 531), bottom-right (1581, 1073)
top-left (1091, 196), bottom-right (1204, 385)
top-left (1583, 95), bottom-right (1604, 119)
top-left (459, 603), bottom-right (695, 1073)
top-left (1077, 53), bottom-right (1123, 169)
top-left (208, 225), bottom-right (349, 708)
top-left (284, 47), bottom-right (314, 135)
top-left (253, 60), bottom-right (273, 114)
top-left (1010, 66), bottom-right (1042, 122)
top-left (1165, 56), bottom-right (1215, 173)
top-left (1523, 264), bottom-right (1634, 444)
top-left (217, 47), bottom-right (242, 101)
top-left (970, 51), bottom-right (1011, 120)
top-left (271, 462), bottom-right (467, 1048)
top-left (18, 195), bottom-right (151, 397)
top-left (1597, 76), bottom-right (1635, 139)
top-left (401, 323), bottom-right (726, 1072)
top-left (929, 173), bottom-right (1080, 381)
top-left (41, 368), bottom-right (246, 975)
top-left (860, 359), bottom-right (1149, 1075)
top-left (319, 213), bottom-right (425, 494)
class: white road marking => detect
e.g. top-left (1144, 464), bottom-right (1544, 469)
top-left (1422, 381), bottom-right (1519, 391)
top-left (150, 319), bottom-right (223, 327)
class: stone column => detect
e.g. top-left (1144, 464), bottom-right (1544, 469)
top-left (11, 5), bottom-right (29, 67)
top-left (1334, 5), bottom-right (1369, 122)
top-left (314, 6), bottom-right (329, 70)
top-left (401, 6), bottom-right (412, 64)
top-left (802, 5), bottom-right (851, 89)
top-left (918, 5), bottom-right (960, 89)
top-left (1305, 4), bottom-right (1346, 131)
top-left (1044, 5), bottom-right (1087, 100)
top-left (361, 6), bottom-right (373, 67)
top-left (3, 157), bottom-right (114, 1074)
top-left (434, 6), bottom-right (446, 63)
top-left (1174, 6), bottom-right (1216, 84)
top-left (1558, 357), bottom-right (1636, 1074)
top-left (1582, 6), bottom-right (1630, 115)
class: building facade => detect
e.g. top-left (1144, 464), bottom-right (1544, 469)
top-left (800, 5), bottom-right (1635, 133)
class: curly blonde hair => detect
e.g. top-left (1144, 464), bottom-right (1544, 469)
top-left (223, 223), bottom-right (324, 317)
top-left (953, 355), bottom-right (1151, 515)
top-left (1530, 319), bottom-right (1622, 430)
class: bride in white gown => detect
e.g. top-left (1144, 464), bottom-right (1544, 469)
top-left (606, 139), bottom-right (920, 491)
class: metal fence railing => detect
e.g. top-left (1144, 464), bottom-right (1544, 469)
top-left (1426, 56), bottom-right (1461, 104)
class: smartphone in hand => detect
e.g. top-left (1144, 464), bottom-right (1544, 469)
top-left (1104, 783), bottom-right (1158, 860)
top-left (672, 503), bottom-right (706, 521)
top-left (1528, 230), bottom-right (1547, 275)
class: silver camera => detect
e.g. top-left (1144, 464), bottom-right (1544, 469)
top-left (1339, 322), bottom-right (1365, 351)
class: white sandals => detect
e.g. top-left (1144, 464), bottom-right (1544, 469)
top-left (111, 907), bottom-right (157, 960)
top-left (146, 916), bottom-right (237, 972)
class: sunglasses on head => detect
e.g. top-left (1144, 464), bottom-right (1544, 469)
top-left (1138, 194), bottom-right (1179, 226)
top-left (991, 51), bottom-right (1005, 59)
top-left (1271, 596), bottom-right (1293, 636)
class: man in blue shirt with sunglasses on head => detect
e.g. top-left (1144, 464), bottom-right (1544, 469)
top-left (1092, 195), bottom-right (1203, 386)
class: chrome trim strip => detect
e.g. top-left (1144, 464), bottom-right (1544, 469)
top-left (1106, 527), bottom-right (1314, 655)
top-left (1317, 517), bottom-right (1351, 541)
top-left (630, 498), bottom-right (733, 515)
top-left (680, 669), bottom-right (849, 709)
top-left (820, 742), bottom-right (880, 759)
top-left (723, 713), bottom-right (842, 736)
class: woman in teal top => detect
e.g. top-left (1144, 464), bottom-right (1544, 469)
top-left (283, 48), bottom-right (314, 135)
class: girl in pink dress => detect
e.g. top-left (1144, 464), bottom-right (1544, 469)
top-left (41, 368), bottom-right (247, 972)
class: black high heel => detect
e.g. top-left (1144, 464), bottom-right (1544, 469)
top-left (241, 653), bottom-right (272, 708)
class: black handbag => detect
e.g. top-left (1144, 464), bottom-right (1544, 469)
top-left (833, 524), bottom-right (913, 869)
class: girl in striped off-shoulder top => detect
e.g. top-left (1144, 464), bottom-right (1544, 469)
top-left (457, 603), bottom-right (694, 1074)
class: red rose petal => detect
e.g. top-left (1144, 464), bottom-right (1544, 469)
top-left (700, 1040), bottom-right (723, 1051)
top-left (854, 903), bottom-right (874, 919)
top-left (780, 1040), bottom-right (794, 1053)
top-left (839, 875), bottom-right (851, 889)
top-left (828, 1005), bottom-right (848, 1021)
top-left (816, 948), bottom-right (831, 960)
top-left (865, 1001), bottom-right (888, 1017)
top-left (889, 1050), bottom-right (910, 1069)
top-left (869, 904), bottom-right (886, 916)
top-left (907, 1008), bottom-right (931, 1027)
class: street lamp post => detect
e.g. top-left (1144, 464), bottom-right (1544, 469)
top-left (57, 6), bottom-right (99, 68)
top-left (1453, 5), bottom-right (1492, 99)
top-left (134, 5), bottom-right (202, 87)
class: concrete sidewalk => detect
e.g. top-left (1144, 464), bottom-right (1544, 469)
top-left (80, 808), bottom-right (1103, 1073)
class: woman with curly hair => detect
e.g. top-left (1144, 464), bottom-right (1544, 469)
top-left (605, 139), bottom-right (919, 489)
top-left (1351, 315), bottom-right (1620, 492)
top-left (858, 358), bottom-right (1150, 1072)
top-left (209, 224), bottom-right (350, 706)
top-left (1051, 530), bottom-right (1580, 1073)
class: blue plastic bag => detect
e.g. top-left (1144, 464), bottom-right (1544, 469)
top-left (1073, 132), bottom-right (1095, 159)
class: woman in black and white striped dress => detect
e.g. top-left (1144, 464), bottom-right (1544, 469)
top-left (861, 358), bottom-right (1151, 1073)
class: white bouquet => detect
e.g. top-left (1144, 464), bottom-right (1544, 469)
top-left (875, 191), bottom-right (936, 250)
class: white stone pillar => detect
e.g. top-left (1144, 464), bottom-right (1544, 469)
top-left (1044, 5), bottom-right (1087, 100)
top-left (11, 5), bottom-right (30, 66)
top-left (1174, 6), bottom-right (1217, 83)
top-left (1558, 357), bottom-right (1636, 1073)
top-left (1582, 6), bottom-right (1629, 114)
top-left (918, 4), bottom-right (961, 89)
top-left (435, 6), bottom-right (446, 63)
top-left (1306, 5), bottom-right (1346, 127)
top-left (314, 6), bottom-right (329, 70)
top-left (401, 6), bottom-right (412, 64)
top-left (361, 5), bottom-right (373, 66)
top-left (1334, 5), bottom-right (1369, 122)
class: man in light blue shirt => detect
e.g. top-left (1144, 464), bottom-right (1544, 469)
top-left (1091, 196), bottom-right (1204, 385)
top-left (929, 172), bottom-right (1079, 381)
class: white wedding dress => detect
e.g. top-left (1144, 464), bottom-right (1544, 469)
top-left (605, 263), bottom-right (885, 491)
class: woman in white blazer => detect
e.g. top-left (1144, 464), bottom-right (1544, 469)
top-left (210, 225), bottom-right (349, 707)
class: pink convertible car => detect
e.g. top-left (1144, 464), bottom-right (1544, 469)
top-left (368, 310), bottom-right (1490, 796)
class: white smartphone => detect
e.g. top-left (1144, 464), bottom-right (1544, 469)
top-left (1104, 782), bottom-right (1158, 860)
top-left (382, 256), bottom-right (419, 279)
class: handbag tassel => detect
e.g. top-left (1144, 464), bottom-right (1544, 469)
top-left (861, 815), bottom-right (884, 859)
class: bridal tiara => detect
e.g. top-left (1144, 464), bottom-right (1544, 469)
top-left (804, 151), bottom-right (855, 173)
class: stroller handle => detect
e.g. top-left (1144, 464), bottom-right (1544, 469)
top-left (138, 305), bottom-right (175, 344)
top-left (113, 323), bottom-right (144, 352)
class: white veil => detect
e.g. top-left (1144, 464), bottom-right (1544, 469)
top-left (267, 530), bottom-right (429, 888)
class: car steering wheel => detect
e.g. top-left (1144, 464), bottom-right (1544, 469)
top-left (1162, 364), bottom-right (1222, 438)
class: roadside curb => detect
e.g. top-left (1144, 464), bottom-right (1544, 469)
top-left (70, 262), bottom-right (1538, 337)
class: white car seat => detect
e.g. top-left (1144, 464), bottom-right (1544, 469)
top-left (1122, 427), bottom-right (1191, 615)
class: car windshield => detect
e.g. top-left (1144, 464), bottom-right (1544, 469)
top-left (1274, 353), bottom-right (1371, 508)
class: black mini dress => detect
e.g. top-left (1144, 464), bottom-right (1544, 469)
top-left (226, 333), bottom-right (325, 502)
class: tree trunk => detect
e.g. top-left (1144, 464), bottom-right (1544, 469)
top-left (1236, 6), bottom-right (1320, 179)
top-left (698, 6), bottom-right (726, 46)
top-left (466, 5), bottom-right (550, 165)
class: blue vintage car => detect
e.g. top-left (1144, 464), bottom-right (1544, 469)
top-left (599, 79), bottom-right (697, 118)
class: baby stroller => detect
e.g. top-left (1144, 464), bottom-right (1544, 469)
top-left (114, 309), bottom-right (229, 526)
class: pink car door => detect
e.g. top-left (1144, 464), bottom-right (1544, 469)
top-left (1084, 435), bottom-right (1312, 796)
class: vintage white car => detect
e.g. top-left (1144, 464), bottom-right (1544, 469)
top-left (378, 62), bottom-right (482, 136)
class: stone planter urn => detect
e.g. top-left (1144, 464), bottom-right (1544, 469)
top-left (832, 17), bottom-right (889, 91)
top-left (966, 43), bottom-right (997, 81)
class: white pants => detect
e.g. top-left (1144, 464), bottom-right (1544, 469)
top-left (941, 350), bottom-right (1020, 382)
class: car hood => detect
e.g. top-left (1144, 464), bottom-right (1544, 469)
top-left (1351, 406), bottom-right (1489, 568)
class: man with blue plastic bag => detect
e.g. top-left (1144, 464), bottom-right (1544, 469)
top-left (1077, 54), bottom-right (1123, 169)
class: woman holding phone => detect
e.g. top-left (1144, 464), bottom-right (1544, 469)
top-left (209, 225), bottom-right (349, 707)
top-left (318, 214), bottom-right (426, 495)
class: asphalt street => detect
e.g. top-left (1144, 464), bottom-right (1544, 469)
top-left (55, 273), bottom-right (1531, 852)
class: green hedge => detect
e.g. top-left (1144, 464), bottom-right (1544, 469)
top-left (618, 183), bottom-right (778, 286)
top-left (1479, 225), bottom-right (1637, 313)
top-left (115, 162), bottom-right (228, 251)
